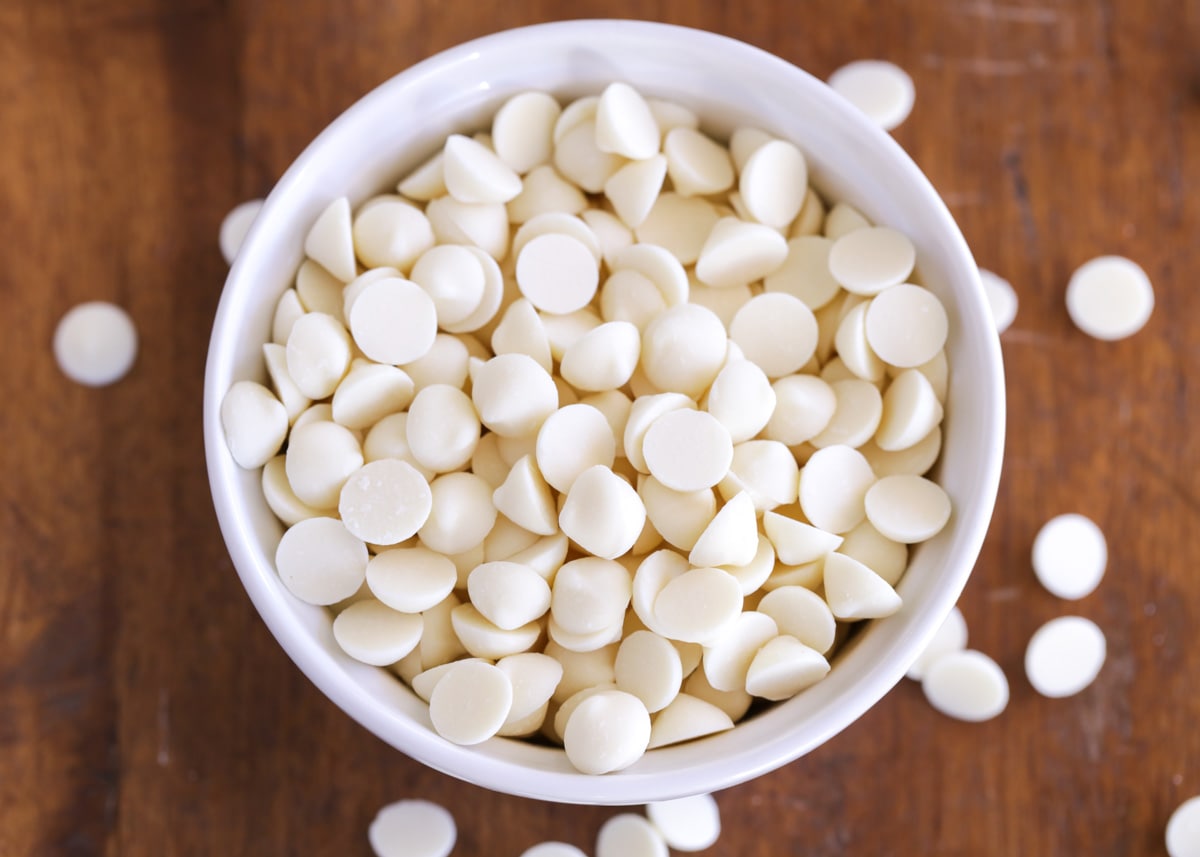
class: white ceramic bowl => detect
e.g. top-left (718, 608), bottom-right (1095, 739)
top-left (204, 19), bottom-right (1005, 805)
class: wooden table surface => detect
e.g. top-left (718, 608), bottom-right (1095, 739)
top-left (3, 1), bottom-right (1198, 854)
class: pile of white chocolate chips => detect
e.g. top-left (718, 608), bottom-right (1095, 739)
top-left (219, 82), bottom-right (953, 775)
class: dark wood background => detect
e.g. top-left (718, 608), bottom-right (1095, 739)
top-left (2, 1), bottom-right (1198, 854)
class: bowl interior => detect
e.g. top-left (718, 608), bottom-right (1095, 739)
top-left (203, 20), bottom-right (1005, 805)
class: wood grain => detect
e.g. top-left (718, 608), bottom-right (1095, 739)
top-left (1, 1), bottom-right (1197, 854)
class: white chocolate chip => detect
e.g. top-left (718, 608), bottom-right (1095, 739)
top-left (663, 127), bottom-right (734, 197)
top-left (406, 384), bottom-right (480, 473)
top-left (559, 465), bottom-right (647, 559)
top-left (220, 380), bottom-right (289, 469)
top-left (720, 440), bottom-right (799, 512)
top-left (285, 420), bottom-right (363, 508)
top-left (738, 139), bottom-right (807, 229)
top-left (1032, 513), bottom-right (1107, 600)
top-left (366, 547), bottom-right (457, 614)
top-left (417, 472), bottom-right (496, 555)
top-left (275, 517), bottom-right (367, 605)
top-left (701, 611), bottom-right (779, 692)
top-left (758, 586), bottom-right (837, 654)
top-left (642, 409), bottom-right (733, 493)
top-left (348, 277), bottom-right (437, 366)
top-left (614, 629), bottom-right (684, 713)
top-left (764, 236), bottom-right (841, 310)
top-left (729, 293), bottom-right (819, 377)
top-left (695, 217), bottom-right (788, 289)
top-left (653, 567), bottom-right (743, 644)
top-left (609, 242), bottom-right (689, 308)
top-left (368, 799), bottom-right (457, 857)
top-left (595, 82), bottom-right (661, 160)
top-left (865, 284), bottom-right (948, 368)
top-left (828, 60), bottom-right (916, 132)
top-left (409, 244), bottom-right (487, 326)
top-left (442, 133), bottom-right (523, 204)
top-left (536, 403), bottom-right (617, 494)
top-left (1025, 615), bottom-right (1106, 698)
top-left (762, 511), bottom-right (842, 565)
top-left (554, 118), bottom-right (624, 193)
top-left (493, 91), bottom-right (562, 174)
top-left (551, 556), bottom-right (633, 635)
top-left (397, 151), bottom-right (446, 201)
top-left (980, 268), bottom-right (1018, 333)
top-left (705, 359), bottom-right (777, 444)
top-left (745, 635), bottom-right (831, 700)
top-left (563, 689), bottom-right (651, 774)
top-left (1166, 796), bottom-right (1200, 857)
top-left (921, 649), bottom-right (1009, 722)
top-left (516, 232), bottom-right (600, 314)
top-left (304, 197), bottom-right (356, 282)
top-left (596, 812), bottom-right (669, 857)
top-left (560, 321), bottom-right (641, 392)
top-left (333, 599), bottom-right (423, 666)
top-left (799, 444), bottom-right (876, 533)
top-left (330, 361), bottom-right (414, 429)
top-left (640, 303), bottom-right (728, 397)
top-left (339, 459), bottom-right (432, 546)
top-left (823, 201), bottom-right (871, 240)
top-left (468, 561), bottom-right (552, 631)
top-left (876, 369), bottom-right (943, 451)
top-left (272, 289), bottom-right (305, 345)
top-left (647, 692), bottom-right (735, 749)
top-left (428, 659), bottom-right (513, 744)
top-left (828, 226), bottom-right (917, 295)
top-left (639, 476), bottom-right (717, 553)
top-left (219, 199), bottom-right (263, 264)
top-left (1066, 255), bottom-right (1154, 340)
top-left (689, 491), bottom-right (759, 568)
top-left (261, 456), bottom-right (323, 526)
top-left (352, 197), bottom-right (435, 272)
top-left (471, 353), bottom-right (559, 437)
top-left (764, 374), bottom-right (837, 446)
top-left (906, 605), bottom-right (968, 680)
top-left (450, 603), bottom-right (540, 659)
top-left (646, 793), bottom-right (721, 853)
top-left (285, 312), bottom-right (352, 399)
top-left (864, 474), bottom-right (951, 543)
top-left (822, 551), bottom-right (902, 620)
top-left (492, 454), bottom-right (558, 536)
top-left (636, 192), bottom-right (720, 265)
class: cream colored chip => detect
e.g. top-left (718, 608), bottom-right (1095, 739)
top-left (662, 127), bottom-right (734, 196)
top-left (706, 359), bottom-right (777, 443)
top-left (823, 201), bottom-right (871, 239)
top-left (764, 374), bottom-right (836, 446)
top-left (563, 689), bottom-right (651, 774)
top-left (1065, 255), bottom-right (1154, 340)
top-left (764, 236), bottom-right (841, 310)
top-left (366, 546), bottom-right (457, 614)
top-left (553, 95), bottom-right (599, 142)
top-left (220, 380), bottom-right (288, 469)
top-left (980, 268), bottom-right (1018, 334)
top-left (262, 456), bottom-right (323, 526)
top-left (536, 403), bottom-right (617, 493)
top-left (642, 409), bottom-right (734, 493)
top-left (790, 187), bottom-right (827, 238)
top-left (639, 476), bottom-right (717, 553)
top-left (631, 550), bottom-right (690, 635)
top-left (285, 312), bottom-right (353, 399)
top-left (218, 198), bottom-right (262, 265)
top-left (610, 243), bottom-right (689, 307)
top-left (810, 379), bottom-right (883, 449)
top-left (520, 844), bottom-right (587, 857)
top-left (828, 226), bottom-right (917, 295)
top-left (332, 599), bottom-right (423, 666)
top-left (646, 794), bottom-right (722, 853)
top-left (647, 692), bottom-right (735, 750)
top-left (654, 567), bottom-right (743, 644)
top-left (798, 444), bottom-right (876, 533)
top-left (921, 649), bottom-right (1009, 722)
top-left (361, 414), bottom-right (433, 478)
top-left (560, 321), bottom-right (641, 392)
top-left (541, 307), bottom-right (603, 361)
top-left (272, 288), bottom-right (305, 344)
top-left (330, 361), bottom-right (414, 429)
top-left (347, 277), bottom-right (437, 366)
top-left (640, 303), bottom-right (727, 397)
top-left (828, 59), bottom-right (916, 131)
top-left (720, 534), bottom-right (775, 595)
top-left (738, 139), bottom-right (808, 229)
top-left (285, 420), bottom-right (363, 508)
top-left (294, 258), bottom-right (345, 322)
top-left (468, 561), bottom-right (553, 631)
top-left (865, 284), bottom-right (948, 367)
top-left (450, 603), bottom-right (540, 659)
top-left (342, 266), bottom-right (400, 319)
top-left (876, 368), bottom-right (943, 451)
top-left (409, 244), bottom-right (487, 326)
top-left (683, 667), bottom-right (752, 722)
top-left (491, 298), bottom-right (553, 371)
top-left (636, 192), bottom-right (720, 265)
top-left (508, 164), bottom-right (588, 224)
top-left (406, 384), bottom-right (480, 473)
top-left (304, 197), bottom-right (356, 281)
top-left (549, 615), bottom-right (624, 654)
top-left (695, 217), bottom-right (788, 289)
top-left (762, 511), bottom-right (842, 565)
top-left (596, 813), bottom-right (669, 857)
top-left (580, 208), bottom-right (634, 268)
top-left (596, 82), bottom-right (660, 160)
top-left (368, 799), bottom-right (457, 857)
top-left (483, 516), bottom-right (540, 563)
top-left (906, 605), bottom-right (967, 680)
top-left (554, 118), bottom-right (624, 193)
top-left (581, 390), bottom-right (633, 454)
top-left (559, 465), bottom-right (647, 559)
top-left (418, 472), bottom-right (497, 555)
top-left (428, 659), bottom-right (514, 745)
top-left (425, 196), bottom-right (510, 262)
top-left (397, 150), bottom-right (446, 201)
top-left (762, 558), bottom-right (824, 592)
top-left (1032, 512), bottom-right (1107, 600)
top-left (1025, 616), bottom-right (1107, 699)
top-left (604, 155), bottom-right (667, 229)
top-left (470, 431), bottom-right (508, 488)
top-left (745, 635), bottom-right (830, 700)
top-left (352, 196), bottom-right (435, 271)
top-left (402, 334), bottom-right (470, 392)
top-left (729, 126), bottom-right (773, 173)
top-left (833, 300), bottom-right (886, 382)
top-left (509, 533), bottom-right (570, 581)
top-left (689, 491), bottom-right (758, 568)
top-left (516, 232), bottom-right (600, 314)
top-left (864, 474), bottom-right (951, 543)
top-left (551, 556), bottom-right (633, 635)
top-left (493, 91), bottom-right (562, 174)
top-left (275, 517), bottom-right (367, 605)
top-left (615, 629), bottom-right (684, 713)
top-left (493, 454), bottom-right (558, 536)
top-left (418, 592), bottom-right (469, 669)
top-left (729, 293), bottom-right (818, 377)
top-left (702, 611), bottom-right (778, 692)
top-left (823, 551), bottom-right (902, 620)
top-left (496, 651), bottom-right (564, 732)
top-left (442, 133), bottom-right (523, 204)
top-left (758, 585), bottom-right (837, 654)
top-left (470, 353), bottom-right (559, 437)
top-left (839, 519), bottom-right (908, 585)
top-left (861, 425), bottom-right (942, 478)
top-left (647, 98), bottom-right (699, 136)
top-left (338, 459), bottom-right (432, 546)
top-left (720, 440), bottom-right (799, 512)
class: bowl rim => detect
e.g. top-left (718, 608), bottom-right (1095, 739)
top-left (204, 18), bottom-right (1006, 804)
